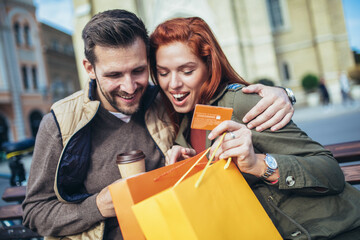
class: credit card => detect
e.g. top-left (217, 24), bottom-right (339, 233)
top-left (191, 104), bottom-right (233, 130)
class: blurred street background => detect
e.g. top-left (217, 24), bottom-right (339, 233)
top-left (0, 0), bottom-right (359, 207)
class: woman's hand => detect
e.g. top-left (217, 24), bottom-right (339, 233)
top-left (166, 145), bottom-right (197, 165)
top-left (208, 120), bottom-right (266, 177)
top-left (242, 84), bottom-right (294, 132)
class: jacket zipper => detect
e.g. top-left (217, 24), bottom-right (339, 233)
top-left (267, 196), bottom-right (311, 240)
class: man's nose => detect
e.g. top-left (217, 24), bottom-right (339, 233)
top-left (121, 75), bottom-right (137, 94)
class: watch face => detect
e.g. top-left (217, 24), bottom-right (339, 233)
top-left (266, 154), bottom-right (278, 169)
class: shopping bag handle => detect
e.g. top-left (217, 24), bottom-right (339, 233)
top-left (194, 133), bottom-right (228, 188)
top-left (153, 155), bottom-right (207, 182)
top-left (173, 132), bottom-right (231, 189)
top-left (172, 148), bottom-right (210, 188)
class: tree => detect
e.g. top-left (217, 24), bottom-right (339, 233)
top-left (301, 74), bottom-right (319, 93)
top-left (254, 78), bottom-right (275, 86)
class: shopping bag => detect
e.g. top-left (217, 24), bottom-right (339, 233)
top-left (109, 150), bottom-right (209, 240)
top-left (132, 159), bottom-right (282, 240)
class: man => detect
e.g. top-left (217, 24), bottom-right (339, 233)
top-left (22, 9), bottom-right (294, 239)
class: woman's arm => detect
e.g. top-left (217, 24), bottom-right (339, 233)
top-left (208, 91), bottom-right (344, 196)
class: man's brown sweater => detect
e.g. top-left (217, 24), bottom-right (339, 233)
top-left (22, 106), bottom-right (163, 239)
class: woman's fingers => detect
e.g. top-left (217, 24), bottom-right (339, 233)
top-left (208, 120), bottom-right (245, 140)
top-left (209, 125), bottom-right (253, 161)
top-left (181, 148), bottom-right (197, 159)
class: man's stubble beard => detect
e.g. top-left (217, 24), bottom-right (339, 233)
top-left (94, 75), bottom-right (146, 115)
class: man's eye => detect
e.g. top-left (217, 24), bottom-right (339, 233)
top-left (107, 73), bottom-right (121, 78)
top-left (133, 68), bottom-right (145, 75)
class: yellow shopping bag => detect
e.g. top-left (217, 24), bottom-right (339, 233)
top-left (132, 159), bottom-right (282, 240)
top-left (109, 150), bottom-right (209, 240)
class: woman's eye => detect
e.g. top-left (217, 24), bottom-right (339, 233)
top-left (158, 72), bottom-right (168, 77)
top-left (184, 70), bottom-right (194, 75)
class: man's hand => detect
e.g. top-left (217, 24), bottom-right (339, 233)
top-left (96, 179), bottom-right (123, 218)
top-left (242, 84), bottom-right (294, 132)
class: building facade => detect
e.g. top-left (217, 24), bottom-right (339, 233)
top-left (0, 0), bottom-right (80, 145)
top-left (41, 23), bottom-right (80, 103)
top-left (71, 0), bottom-right (354, 105)
top-left (0, 0), bottom-right (51, 144)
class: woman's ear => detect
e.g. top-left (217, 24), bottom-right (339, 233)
top-left (83, 58), bottom-right (96, 79)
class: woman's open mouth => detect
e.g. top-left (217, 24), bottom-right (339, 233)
top-left (172, 92), bottom-right (189, 102)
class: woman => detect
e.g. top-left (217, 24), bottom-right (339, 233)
top-left (150, 17), bottom-right (360, 239)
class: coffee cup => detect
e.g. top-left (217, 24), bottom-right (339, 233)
top-left (116, 150), bottom-right (146, 178)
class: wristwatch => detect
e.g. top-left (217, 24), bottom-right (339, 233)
top-left (261, 154), bottom-right (278, 180)
top-left (284, 87), bottom-right (296, 105)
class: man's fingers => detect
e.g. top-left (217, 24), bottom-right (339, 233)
top-left (270, 112), bottom-right (293, 131)
top-left (242, 98), bottom-right (272, 124)
top-left (169, 147), bottom-right (182, 164)
top-left (253, 109), bottom-right (285, 132)
top-left (241, 84), bottom-right (263, 94)
top-left (181, 148), bottom-right (196, 158)
top-left (246, 105), bottom-right (277, 130)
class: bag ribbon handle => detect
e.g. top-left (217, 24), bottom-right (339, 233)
top-left (173, 132), bottom-right (232, 189)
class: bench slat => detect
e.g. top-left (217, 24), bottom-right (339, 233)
top-left (325, 141), bottom-right (360, 163)
top-left (0, 204), bottom-right (23, 220)
top-left (2, 186), bottom-right (26, 203)
top-left (340, 165), bottom-right (360, 184)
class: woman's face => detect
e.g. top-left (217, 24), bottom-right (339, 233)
top-left (156, 41), bottom-right (209, 113)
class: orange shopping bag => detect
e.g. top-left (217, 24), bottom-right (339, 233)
top-left (109, 150), bottom-right (209, 240)
top-left (132, 159), bottom-right (282, 240)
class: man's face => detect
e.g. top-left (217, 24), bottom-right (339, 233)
top-left (83, 38), bottom-right (149, 115)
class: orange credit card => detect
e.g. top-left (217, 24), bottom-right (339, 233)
top-left (191, 104), bottom-right (233, 130)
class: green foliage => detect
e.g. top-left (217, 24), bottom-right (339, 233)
top-left (254, 78), bottom-right (275, 86)
top-left (348, 65), bottom-right (360, 84)
top-left (301, 74), bottom-right (319, 92)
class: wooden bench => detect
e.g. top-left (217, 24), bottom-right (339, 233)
top-left (0, 186), bottom-right (41, 239)
top-left (2, 186), bottom-right (26, 203)
top-left (324, 141), bottom-right (360, 163)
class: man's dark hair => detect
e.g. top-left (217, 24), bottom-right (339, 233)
top-left (82, 9), bottom-right (149, 65)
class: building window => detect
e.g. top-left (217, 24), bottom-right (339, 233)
top-left (21, 66), bottom-right (29, 90)
top-left (267, 0), bottom-right (285, 30)
top-left (51, 39), bottom-right (61, 52)
top-left (24, 24), bottom-right (31, 46)
top-left (29, 110), bottom-right (43, 137)
top-left (32, 67), bottom-right (38, 90)
top-left (282, 62), bottom-right (291, 82)
top-left (13, 22), bottom-right (21, 45)
top-left (64, 44), bottom-right (74, 55)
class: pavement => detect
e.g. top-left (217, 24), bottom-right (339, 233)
top-left (293, 99), bottom-right (360, 123)
top-left (0, 99), bottom-right (359, 205)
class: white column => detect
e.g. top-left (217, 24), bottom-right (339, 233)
top-left (3, 7), bottom-right (26, 140)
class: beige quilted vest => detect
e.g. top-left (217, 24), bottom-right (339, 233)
top-left (47, 81), bottom-right (175, 240)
